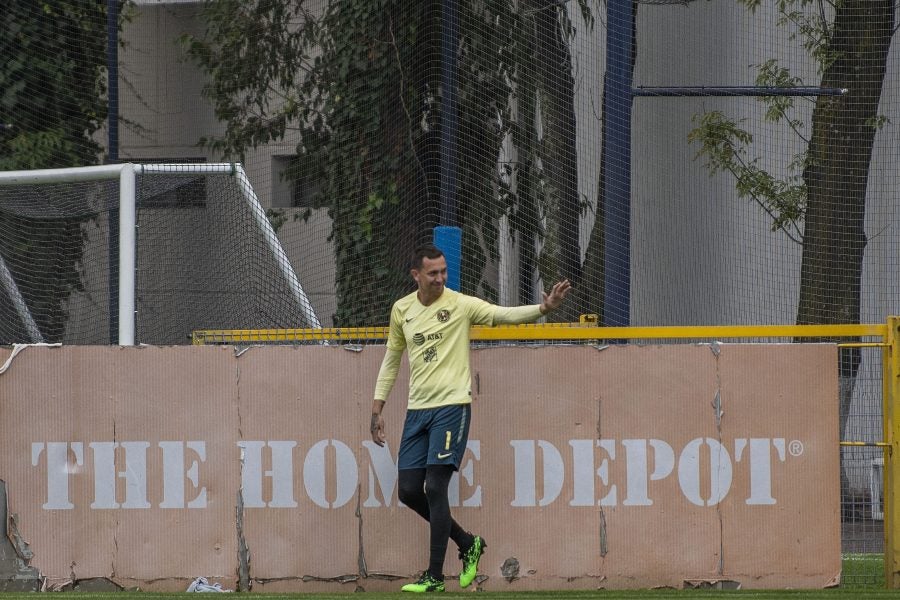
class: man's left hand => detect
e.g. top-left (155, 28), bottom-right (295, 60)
top-left (540, 279), bottom-right (572, 314)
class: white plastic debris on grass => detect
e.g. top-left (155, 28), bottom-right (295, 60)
top-left (186, 577), bottom-right (233, 592)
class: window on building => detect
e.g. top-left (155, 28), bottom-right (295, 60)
top-left (271, 155), bottom-right (322, 209)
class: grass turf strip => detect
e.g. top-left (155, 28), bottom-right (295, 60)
top-left (0, 591), bottom-right (895, 600)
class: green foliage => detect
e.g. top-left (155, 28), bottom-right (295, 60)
top-left (0, 0), bottom-right (123, 342)
top-left (866, 114), bottom-right (891, 131)
top-left (456, 0), bottom-right (520, 300)
top-left (184, 0), bottom-right (427, 325)
top-left (265, 208), bottom-right (288, 233)
top-left (0, 1), bottom-right (111, 168)
top-left (688, 111), bottom-right (806, 236)
top-left (754, 60), bottom-right (804, 129)
top-left (184, 0), bottom-right (568, 323)
top-left (771, 1), bottom-right (841, 71)
top-left (695, 0), bottom-right (894, 342)
top-left (688, 111), bottom-right (754, 172)
top-left (185, 0), bottom-right (594, 324)
top-left (359, 187), bottom-right (400, 243)
top-left (0, 129), bottom-right (79, 171)
top-left (689, 0), bottom-right (886, 243)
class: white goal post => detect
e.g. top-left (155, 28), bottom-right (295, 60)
top-left (0, 163), bottom-right (321, 345)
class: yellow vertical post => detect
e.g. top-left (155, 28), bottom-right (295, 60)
top-left (885, 316), bottom-right (900, 587)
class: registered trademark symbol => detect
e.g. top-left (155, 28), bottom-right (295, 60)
top-left (789, 440), bottom-right (804, 457)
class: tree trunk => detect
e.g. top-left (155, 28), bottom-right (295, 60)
top-left (452, 2), bottom-right (520, 301)
top-left (798, 0), bottom-right (892, 327)
top-left (534, 4), bottom-right (582, 298)
top-left (513, 7), bottom-right (539, 305)
top-left (797, 0), bottom-right (893, 500)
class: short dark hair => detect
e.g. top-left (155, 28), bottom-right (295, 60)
top-left (411, 243), bottom-right (444, 270)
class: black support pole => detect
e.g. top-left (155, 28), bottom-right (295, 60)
top-left (439, 0), bottom-right (459, 227)
top-left (107, 0), bottom-right (120, 344)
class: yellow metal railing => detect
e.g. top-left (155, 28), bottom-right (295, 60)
top-left (885, 317), bottom-right (899, 588)
top-left (193, 322), bottom-right (886, 344)
top-left (193, 318), bottom-right (896, 587)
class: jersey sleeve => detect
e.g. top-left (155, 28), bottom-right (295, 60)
top-left (462, 294), bottom-right (499, 325)
top-left (373, 346), bottom-right (403, 401)
top-left (374, 301), bottom-right (407, 401)
top-left (492, 304), bottom-right (543, 324)
top-left (385, 301), bottom-right (407, 352)
top-left (461, 294), bottom-right (543, 326)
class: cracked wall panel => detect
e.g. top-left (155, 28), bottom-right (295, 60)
top-left (0, 345), bottom-right (119, 579)
top-left (0, 345), bottom-right (241, 585)
top-left (354, 349), bottom-right (423, 592)
top-left (235, 346), bottom-right (379, 587)
top-left (0, 480), bottom-right (42, 591)
top-left (473, 344), bottom-right (721, 589)
top-left (717, 344), bottom-right (840, 586)
top-left (108, 345), bottom-right (240, 582)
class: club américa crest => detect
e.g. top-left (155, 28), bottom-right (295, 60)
top-left (436, 309), bottom-right (450, 322)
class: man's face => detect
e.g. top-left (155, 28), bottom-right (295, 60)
top-left (411, 255), bottom-right (447, 304)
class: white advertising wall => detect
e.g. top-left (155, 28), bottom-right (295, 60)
top-left (0, 343), bottom-right (839, 591)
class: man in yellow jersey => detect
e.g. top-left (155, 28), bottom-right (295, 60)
top-left (370, 243), bottom-right (571, 593)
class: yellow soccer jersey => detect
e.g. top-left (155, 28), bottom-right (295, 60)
top-left (374, 288), bottom-right (542, 409)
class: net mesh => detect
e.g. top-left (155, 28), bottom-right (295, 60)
top-left (1, 0), bottom-right (897, 583)
top-left (0, 169), bottom-right (320, 345)
top-left (0, 180), bottom-right (116, 344)
top-left (2, 1), bottom-right (897, 333)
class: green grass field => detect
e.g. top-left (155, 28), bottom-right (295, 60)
top-left (840, 552), bottom-right (883, 588)
top-left (0, 555), bottom-right (886, 600)
top-left (0, 591), bottom-right (895, 600)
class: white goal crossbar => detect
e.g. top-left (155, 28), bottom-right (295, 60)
top-left (0, 163), bottom-right (321, 345)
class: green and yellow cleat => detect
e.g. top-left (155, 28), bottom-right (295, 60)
top-left (459, 535), bottom-right (486, 588)
top-left (401, 572), bottom-right (445, 593)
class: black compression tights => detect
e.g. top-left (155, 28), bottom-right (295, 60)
top-left (398, 466), bottom-right (474, 578)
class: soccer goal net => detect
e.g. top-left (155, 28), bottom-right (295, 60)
top-left (0, 163), bottom-right (320, 345)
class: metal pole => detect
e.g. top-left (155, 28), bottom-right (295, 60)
top-left (633, 86), bottom-right (848, 97)
top-left (885, 316), bottom-right (900, 588)
top-left (439, 0), bottom-right (459, 227)
top-left (107, 0), bottom-right (120, 344)
top-left (231, 165), bottom-right (322, 328)
top-left (434, 225), bottom-right (461, 291)
top-left (118, 164), bottom-right (135, 345)
top-left (603, 0), bottom-right (634, 327)
top-left (107, 0), bottom-right (119, 162)
top-left (438, 0), bottom-right (462, 289)
top-left (0, 254), bottom-right (43, 342)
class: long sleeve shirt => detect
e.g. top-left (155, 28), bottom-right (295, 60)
top-left (374, 288), bottom-right (543, 409)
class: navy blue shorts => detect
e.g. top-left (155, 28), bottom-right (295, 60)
top-left (398, 403), bottom-right (471, 471)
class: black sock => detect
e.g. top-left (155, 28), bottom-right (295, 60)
top-left (424, 465), bottom-right (456, 578)
top-left (456, 531), bottom-right (475, 553)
